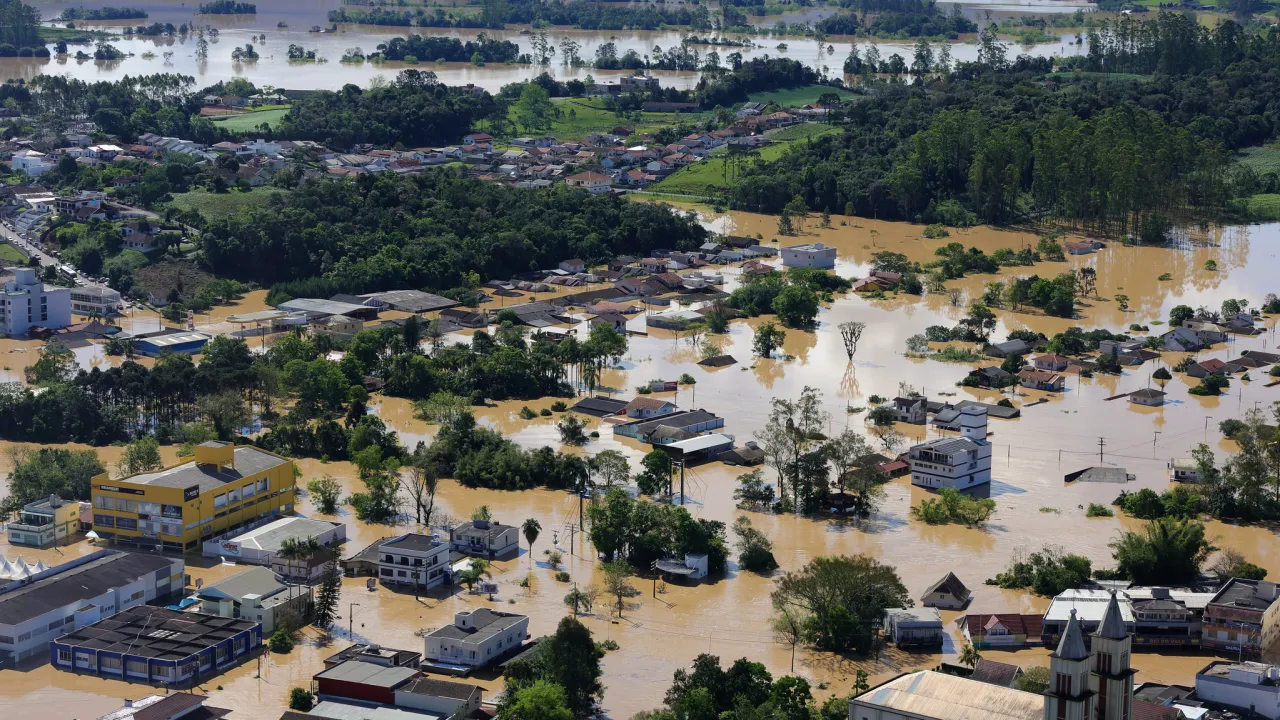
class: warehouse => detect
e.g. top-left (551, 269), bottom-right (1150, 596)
top-left (203, 516), bottom-right (346, 579)
top-left (133, 331), bottom-right (212, 357)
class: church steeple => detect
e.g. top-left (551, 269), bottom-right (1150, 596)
top-left (1090, 591), bottom-right (1136, 720)
top-left (1044, 609), bottom-right (1093, 720)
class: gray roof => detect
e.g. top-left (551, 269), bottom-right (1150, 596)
top-left (56, 605), bottom-right (257, 659)
top-left (426, 608), bottom-right (527, 643)
top-left (572, 396), bottom-right (629, 416)
top-left (359, 290), bottom-right (460, 314)
top-left (623, 409), bottom-right (721, 437)
top-left (397, 676), bottom-right (482, 701)
top-left (969, 658), bottom-right (1022, 688)
top-left (1209, 578), bottom-right (1277, 612)
top-left (885, 607), bottom-right (942, 626)
top-left (0, 550), bottom-right (174, 625)
top-left (278, 297), bottom-right (372, 317)
top-left (384, 533), bottom-right (446, 553)
top-left (197, 566), bottom-right (290, 603)
top-left (1055, 609), bottom-right (1089, 660)
top-left (316, 659), bottom-right (418, 688)
top-left (915, 437), bottom-right (982, 454)
top-left (123, 446), bottom-right (291, 494)
top-left (924, 572), bottom-right (970, 600)
top-left (309, 702), bottom-right (442, 720)
top-left (229, 516), bottom-right (341, 553)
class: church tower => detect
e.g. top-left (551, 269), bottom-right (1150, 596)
top-left (1044, 609), bottom-right (1094, 720)
top-left (1090, 591), bottom-right (1136, 720)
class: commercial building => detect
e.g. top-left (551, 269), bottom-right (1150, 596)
top-left (957, 614), bottom-right (1043, 649)
top-left (449, 520), bottom-right (519, 560)
top-left (195, 566), bottom-right (313, 634)
top-left (98, 693), bottom-right (231, 720)
top-left (315, 660), bottom-right (419, 705)
top-left (1203, 578), bottom-right (1280, 658)
top-left (1, 267), bottom-right (71, 336)
top-left (6, 495), bottom-right (81, 547)
top-left (202, 516), bottom-right (346, 582)
top-left (69, 285), bottom-right (124, 316)
top-left (422, 608), bottom-right (530, 672)
top-left (52, 605), bottom-right (260, 685)
top-left (1042, 589), bottom-right (1136, 648)
top-left (780, 242), bottom-right (837, 269)
top-left (907, 406), bottom-right (992, 490)
top-left (0, 549), bottom-right (183, 663)
top-left (91, 441), bottom-right (297, 552)
top-left (324, 643), bottom-right (421, 669)
top-left (133, 331), bottom-right (212, 357)
top-left (612, 409), bottom-right (725, 443)
top-left (395, 676), bottom-right (484, 717)
top-left (378, 533), bottom-right (451, 590)
top-left (848, 671), bottom-right (1042, 720)
top-left (1195, 661), bottom-right (1280, 719)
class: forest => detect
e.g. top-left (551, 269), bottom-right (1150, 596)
top-left (329, 0), bottom-right (715, 31)
top-left (196, 169), bottom-right (708, 297)
top-left (728, 14), bottom-right (1277, 237)
top-left (0, 0), bottom-right (46, 51)
top-left (60, 6), bottom-right (147, 20)
top-left (372, 34), bottom-right (523, 63)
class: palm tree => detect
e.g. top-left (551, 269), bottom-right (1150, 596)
top-left (522, 518), bottom-right (541, 573)
top-left (457, 559), bottom-right (492, 594)
top-left (959, 642), bottom-right (982, 668)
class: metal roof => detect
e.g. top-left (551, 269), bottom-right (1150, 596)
top-left (1045, 589), bottom-right (1136, 623)
top-left (425, 608), bottom-right (526, 643)
top-left (359, 290), bottom-right (459, 314)
top-left (0, 551), bottom-right (174, 625)
top-left (664, 433), bottom-right (736, 454)
top-left (226, 310), bottom-right (289, 323)
top-left (229, 516), bottom-right (340, 553)
top-left (278, 298), bottom-right (372, 317)
top-left (309, 701), bottom-right (442, 720)
top-left (138, 331), bottom-right (210, 348)
top-left (316, 660), bottom-right (418, 688)
top-left (915, 437), bottom-right (982, 454)
top-left (854, 671), bottom-right (1042, 720)
top-left (197, 567), bottom-right (292, 604)
top-left (123, 446), bottom-right (291, 494)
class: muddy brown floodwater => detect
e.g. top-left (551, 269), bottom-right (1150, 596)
top-left (5, 213), bottom-right (1280, 719)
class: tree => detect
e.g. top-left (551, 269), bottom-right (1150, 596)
top-left (838, 321), bottom-right (865, 361)
top-left (313, 559), bottom-right (341, 630)
top-left (754, 387), bottom-right (827, 512)
top-left (1014, 665), bottom-right (1050, 694)
top-left (472, 504), bottom-right (493, 521)
top-left (771, 555), bottom-right (909, 652)
top-left (1170, 304), bottom-right (1194, 326)
top-left (308, 475), bottom-right (342, 514)
top-left (602, 561), bottom-right (641, 618)
top-left (772, 285), bottom-right (819, 328)
top-left (200, 389), bottom-right (250, 439)
top-left (514, 83), bottom-right (554, 133)
top-left (635, 449), bottom-right (670, 495)
top-left (503, 617), bottom-right (602, 719)
top-left (5, 448), bottom-right (105, 511)
top-left (523, 517), bottom-right (541, 573)
top-left (1114, 293), bottom-right (1130, 312)
top-left (824, 429), bottom-right (885, 517)
top-left (457, 558), bottom-right (493, 592)
top-left (400, 451), bottom-right (439, 526)
top-left (500, 681), bottom-right (573, 720)
top-left (1152, 367), bottom-right (1172, 389)
top-left (753, 321), bottom-right (786, 359)
top-left (589, 449), bottom-right (630, 488)
top-left (958, 643), bottom-right (982, 668)
top-left (771, 606), bottom-right (805, 673)
top-left (564, 584), bottom-right (599, 616)
top-left (733, 469), bottom-right (774, 507)
top-left (118, 436), bottom-right (162, 477)
top-left (1212, 548), bottom-right (1269, 580)
top-left (289, 688), bottom-right (315, 711)
top-left (558, 413), bottom-right (589, 445)
top-left (1110, 517), bottom-right (1216, 585)
top-left (733, 516), bottom-right (778, 573)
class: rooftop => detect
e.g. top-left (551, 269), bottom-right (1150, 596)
top-left (120, 446), bottom-right (291, 494)
top-left (958, 614), bottom-right (1043, 639)
top-left (359, 290), bottom-right (460, 314)
top-left (0, 550), bottom-right (173, 625)
top-left (308, 701), bottom-right (444, 720)
top-left (197, 566), bottom-right (297, 607)
top-left (969, 658), bottom-right (1023, 687)
top-left (571, 397), bottom-right (629, 417)
top-left (620, 409), bottom-right (721, 438)
top-left (397, 676), bottom-right (482, 701)
top-left (885, 607), bottom-right (943, 625)
top-left (427, 608), bottom-right (527, 643)
top-left (278, 297), bottom-right (373, 317)
top-left (913, 437), bottom-right (983, 456)
top-left (325, 643), bottom-right (421, 668)
top-left (55, 606), bottom-right (257, 660)
top-left (98, 693), bottom-right (230, 720)
top-left (383, 533), bottom-right (447, 554)
top-left (1209, 578), bottom-right (1278, 612)
top-left (924, 572), bottom-right (971, 600)
top-left (1044, 588), bottom-right (1136, 623)
top-left (316, 659), bottom-right (418, 689)
top-left (853, 671), bottom-right (1042, 720)
top-left (228, 516), bottom-right (342, 553)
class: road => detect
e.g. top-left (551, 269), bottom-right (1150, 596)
top-left (0, 221), bottom-right (90, 285)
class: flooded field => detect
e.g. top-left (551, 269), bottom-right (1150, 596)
top-left (3, 213), bottom-right (1280, 718)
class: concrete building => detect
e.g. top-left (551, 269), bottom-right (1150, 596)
top-left (1042, 589), bottom-right (1136, 647)
top-left (52, 605), bottom-right (259, 685)
top-left (91, 441), bottom-right (297, 552)
top-left (11, 149), bottom-right (54, 177)
top-left (1043, 592), bottom-right (1136, 720)
top-left (883, 607), bottom-right (944, 647)
top-left (0, 549), bottom-right (182, 663)
top-left (315, 660), bottom-right (420, 705)
top-left (395, 677), bottom-right (484, 717)
top-left (1128, 388), bottom-right (1167, 407)
top-left (378, 533), bottom-right (451, 590)
top-left (450, 520), bottom-right (518, 559)
top-left (133, 331), bottom-right (212, 357)
top-left (98, 693), bottom-right (230, 720)
top-left (324, 643), bottom-right (421, 669)
top-left (69, 285), bottom-right (123, 316)
top-left (1168, 458), bottom-right (1201, 482)
top-left (780, 242), bottom-right (837, 269)
top-left (422, 608), bottom-right (530, 672)
top-left (6, 495), bottom-right (81, 547)
top-left (1203, 578), bottom-right (1280, 658)
top-left (565, 171), bottom-right (612, 193)
top-left (907, 405), bottom-right (992, 490)
top-left (195, 566), bottom-right (313, 634)
top-left (1195, 661), bottom-right (1280, 719)
top-left (958, 614), bottom-right (1043, 649)
top-left (203, 516), bottom-right (346, 582)
top-left (1, 267), bottom-right (71, 336)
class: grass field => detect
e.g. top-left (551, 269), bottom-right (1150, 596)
top-left (1237, 146), bottom-right (1280, 176)
top-left (0, 243), bottom-right (26, 263)
top-left (506, 97), bottom-right (709, 143)
top-left (651, 124), bottom-right (839, 197)
top-left (211, 108), bottom-right (290, 131)
top-left (1246, 194), bottom-right (1280, 222)
top-left (746, 85), bottom-right (854, 108)
top-left (168, 187), bottom-right (289, 220)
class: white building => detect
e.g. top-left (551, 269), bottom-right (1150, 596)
top-left (378, 533), bottom-right (451, 589)
top-left (565, 171), bottom-right (613, 194)
top-left (450, 519), bottom-right (519, 559)
top-left (203, 516), bottom-right (346, 583)
top-left (780, 242), bottom-right (837, 269)
top-left (907, 405), bottom-right (992, 489)
top-left (1168, 458), bottom-right (1201, 482)
top-left (423, 608), bottom-right (530, 671)
top-left (0, 549), bottom-right (183, 661)
top-left (0, 267), bottom-right (72, 336)
top-left (1196, 661), bottom-right (1280, 719)
top-left (882, 607), bottom-right (944, 647)
top-left (195, 566), bottom-right (312, 634)
top-left (11, 149), bottom-right (54, 177)
top-left (69, 285), bottom-right (123, 316)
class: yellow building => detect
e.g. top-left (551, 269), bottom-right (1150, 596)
top-left (91, 442), bottom-right (297, 552)
top-left (6, 495), bottom-right (82, 547)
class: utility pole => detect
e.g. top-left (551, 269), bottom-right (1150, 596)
top-left (1153, 431), bottom-right (1160, 447)
top-left (348, 602), bottom-right (359, 644)
top-left (1097, 437), bottom-right (1105, 463)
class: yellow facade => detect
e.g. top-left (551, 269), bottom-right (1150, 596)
top-left (90, 442), bottom-right (297, 552)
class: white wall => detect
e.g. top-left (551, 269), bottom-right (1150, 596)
top-left (1196, 676), bottom-right (1280, 719)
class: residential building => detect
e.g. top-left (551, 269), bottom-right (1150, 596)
top-left (450, 520), bottom-right (519, 559)
top-left (0, 549), bottom-right (182, 662)
top-left (1167, 458), bottom-right (1201, 482)
top-left (986, 339), bottom-right (1031, 358)
top-left (69, 285), bottom-right (123, 316)
top-left (921, 572), bottom-right (971, 609)
top-left (395, 676), bottom-right (484, 717)
top-left (883, 607), bottom-right (944, 647)
top-left (958, 614), bottom-right (1044, 649)
top-left (324, 643), bottom-right (421, 669)
top-left (1034, 354), bottom-right (1070, 371)
top-left (90, 441), bottom-right (297, 553)
top-left (565, 171), bottom-right (612, 193)
top-left (1, 267), bottom-right (71, 336)
top-left (889, 396), bottom-right (928, 425)
top-left (195, 566), bottom-right (313, 634)
top-left (625, 397), bottom-right (677, 419)
top-left (6, 495), bottom-right (80, 547)
top-left (590, 311), bottom-right (627, 333)
top-left (558, 259), bottom-right (586, 273)
top-left (98, 693), bottom-right (230, 720)
top-left (1202, 578), bottom-right (1280, 658)
top-left (907, 406), bottom-right (992, 490)
top-left (314, 660), bottom-right (419, 705)
top-left (780, 242), bottom-right (836, 269)
top-left (422, 608), bottom-right (530, 671)
top-left (1018, 368), bottom-right (1065, 392)
top-left (1160, 328), bottom-right (1204, 352)
top-left (206, 516), bottom-right (345, 571)
top-left (612, 409), bottom-right (725, 443)
top-left (969, 659), bottom-right (1023, 688)
top-left (52, 605), bottom-right (260, 685)
top-left (1186, 359), bottom-right (1226, 378)
top-left (1195, 661), bottom-right (1280, 719)
top-left (378, 533), bottom-right (451, 590)
top-left (1128, 388), bottom-right (1167, 407)
top-left (12, 149), bottom-right (54, 177)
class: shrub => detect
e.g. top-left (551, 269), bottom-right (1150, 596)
top-left (1086, 503), bottom-right (1113, 518)
top-left (539, 408), bottom-right (553, 416)
top-left (289, 688), bottom-right (315, 712)
top-left (1157, 273), bottom-right (1172, 281)
top-left (269, 630), bottom-right (294, 653)
top-left (554, 570), bottom-right (570, 582)
top-left (519, 406), bottom-right (537, 419)
top-left (550, 400), bottom-right (568, 412)
top-left (597, 639), bottom-right (619, 651)
top-left (922, 224), bottom-right (949, 239)
top-left (1204, 259), bottom-right (1218, 271)
top-left (987, 545), bottom-right (1091, 596)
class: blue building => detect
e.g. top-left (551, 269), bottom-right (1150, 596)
top-left (51, 605), bottom-right (260, 686)
top-left (132, 331), bottom-right (212, 357)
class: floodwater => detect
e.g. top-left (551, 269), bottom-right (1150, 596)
top-left (2, 0), bottom-right (1089, 91)
top-left (6, 214), bottom-right (1280, 718)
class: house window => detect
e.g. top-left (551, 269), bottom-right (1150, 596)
top-left (380, 568), bottom-right (393, 577)
top-left (216, 646), bottom-right (229, 662)
top-left (116, 517), bottom-right (137, 531)
top-left (139, 502), bottom-right (161, 515)
top-left (118, 498), bottom-right (138, 513)
top-left (100, 656), bottom-right (122, 670)
top-left (257, 479), bottom-right (269, 493)
top-left (398, 570), bottom-right (406, 577)
top-left (57, 649), bottom-right (72, 664)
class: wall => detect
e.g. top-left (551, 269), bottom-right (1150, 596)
top-left (395, 690), bottom-right (478, 715)
top-left (1195, 675), bottom-right (1280, 720)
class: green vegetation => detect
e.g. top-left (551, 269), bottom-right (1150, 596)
top-left (1110, 517), bottom-right (1215, 585)
top-left (0, 243), bottom-right (25, 263)
top-left (1113, 486), bottom-right (1202, 520)
top-left (61, 6), bottom-right (148, 20)
top-left (199, 0), bottom-right (255, 13)
top-left (168, 187), bottom-right (289, 220)
top-left (732, 515), bottom-right (778, 573)
top-left (1236, 145), bottom-right (1280, 175)
top-left (771, 554), bottom-right (910, 653)
top-left (513, 97), bottom-right (694, 142)
top-left (654, 125), bottom-right (838, 198)
top-left (210, 108), bottom-right (290, 131)
top-left (910, 488), bottom-right (996, 526)
top-left (1086, 503), bottom-right (1114, 518)
top-left (746, 84), bottom-right (854, 107)
top-left (1246, 194), bottom-right (1280, 221)
top-left (987, 545), bottom-right (1092, 596)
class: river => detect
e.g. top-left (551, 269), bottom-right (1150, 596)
top-left (1, 210), bottom-right (1278, 718)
